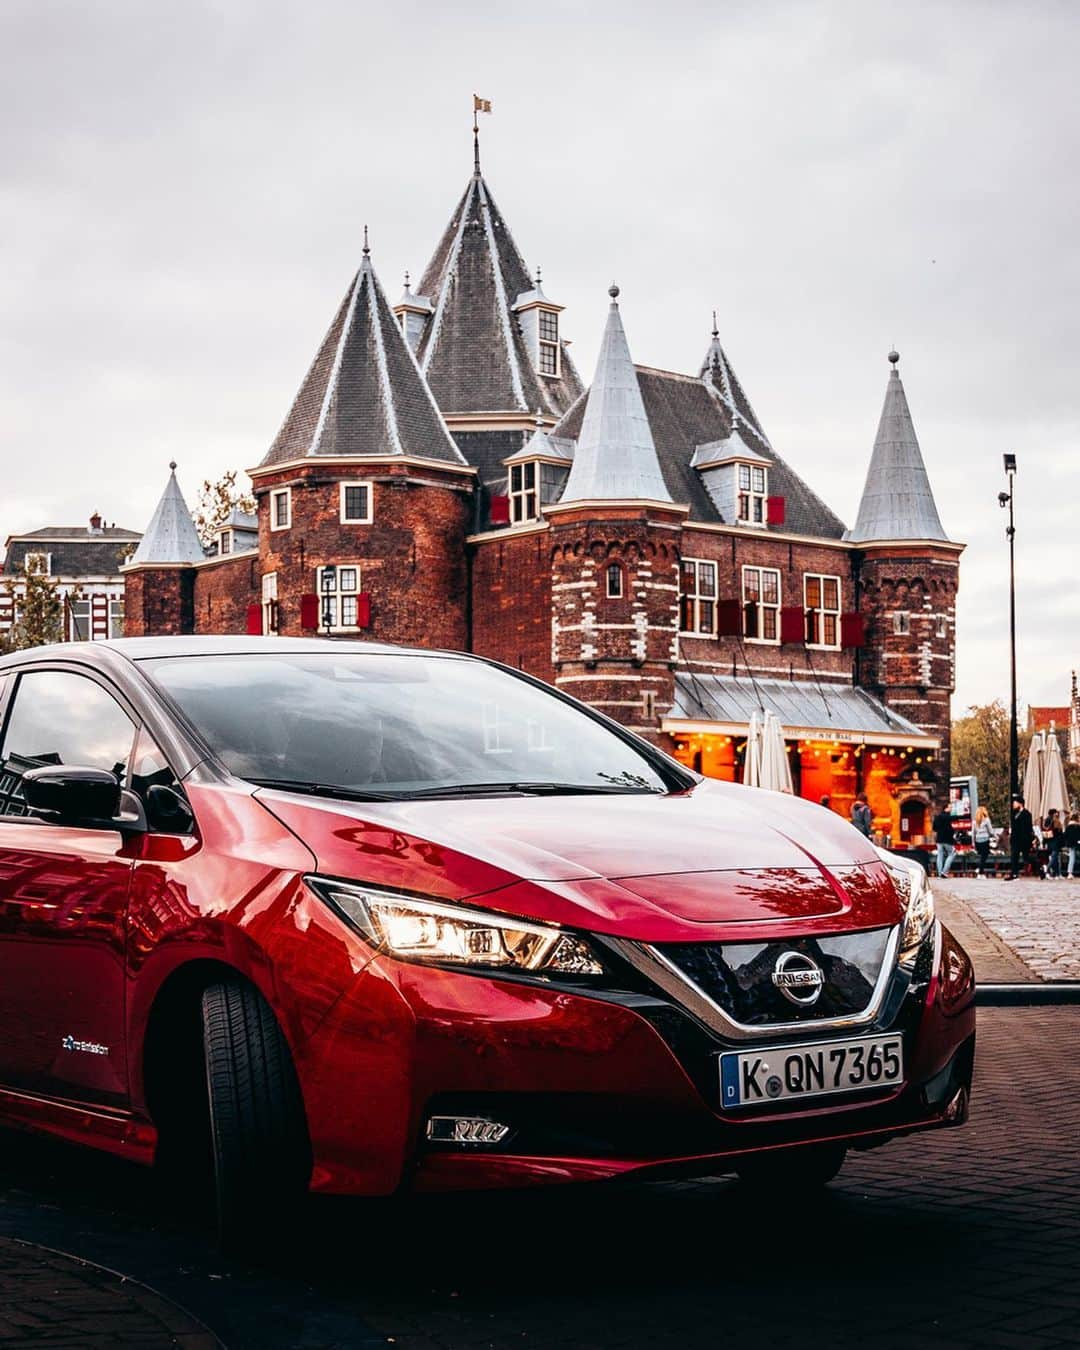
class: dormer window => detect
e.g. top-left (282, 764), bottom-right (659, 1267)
top-left (737, 463), bottom-right (768, 524)
top-left (24, 552), bottom-right (49, 576)
top-left (217, 530), bottom-right (232, 556)
top-left (510, 462), bottom-right (539, 523)
top-left (538, 309), bottom-right (560, 377)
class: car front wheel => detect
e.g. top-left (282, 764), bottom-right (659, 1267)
top-left (201, 979), bottom-right (312, 1250)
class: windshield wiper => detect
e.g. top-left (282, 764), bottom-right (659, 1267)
top-left (247, 778), bottom-right (401, 802)
top-left (396, 781), bottom-right (663, 799)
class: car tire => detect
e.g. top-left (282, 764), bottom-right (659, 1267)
top-left (201, 979), bottom-right (311, 1251)
top-left (734, 1143), bottom-right (846, 1192)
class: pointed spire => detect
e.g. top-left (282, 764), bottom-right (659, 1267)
top-left (560, 285), bottom-right (672, 504)
top-left (698, 315), bottom-right (771, 447)
top-left (129, 464), bottom-right (205, 565)
top-left (258, 246), bottom-right (466, 468)
top-left (846, 351), bottom-right (949, 543)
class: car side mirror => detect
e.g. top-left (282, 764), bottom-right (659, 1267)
top-left (23, 765), bottom-right (123, 825)
top-left (146, 784), bottom-right (195, 835)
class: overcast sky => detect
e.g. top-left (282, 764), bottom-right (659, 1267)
top-left (2, 0), bottom-right (1077, 715)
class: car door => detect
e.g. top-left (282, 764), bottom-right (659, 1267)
top-left (0, 665), bottom-right (138, 1107)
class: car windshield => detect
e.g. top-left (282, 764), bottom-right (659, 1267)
top-left (142, 652), bottom-right (674, 798)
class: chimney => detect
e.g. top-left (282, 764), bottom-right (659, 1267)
top-left (89, 512), bottom-right (103, 535)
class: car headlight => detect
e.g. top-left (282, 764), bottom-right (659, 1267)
top-left (874, 847), bottom-right (936, 963)
top-left (305, 877), bottom-right (605, 977)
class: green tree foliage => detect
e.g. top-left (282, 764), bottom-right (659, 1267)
top-left (0, 570), bottom-right (65, 652)
top-left (951, 700), bottom-right (1032, 826)
top-left (192, 469), bottom-right (257, 547)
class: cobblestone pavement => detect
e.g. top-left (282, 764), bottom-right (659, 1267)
top-left (1, 1007), bottom-right (1077, 1349)
top-left (0, 1237), bottom-right (219, 1346)
top-left (937, 878), bottom-right (1080, 981)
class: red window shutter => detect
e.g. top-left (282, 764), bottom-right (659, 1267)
top-left (766, 495), bottom-right (786, 525)
top-left (716, 598), bottom-right (742, 636)
top-left (300, 593), bottom-right (319, 630)
top-left (489, 495), bottom-right (511, 526)
top-left (840, 612), bottom-right (865, 648)
top-left (780, 606), bottom-right (805, 645)
top-left (245, 603), bottom-right (263, 635)
top-left (356, 592), bottom-right (372, 629)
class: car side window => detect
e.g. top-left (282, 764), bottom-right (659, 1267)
top-left (130, 728), bottom-right (182, 800)
top-left (0, 670), bottom-right (136, 818)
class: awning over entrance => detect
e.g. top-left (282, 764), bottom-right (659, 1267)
top-left (663, 672), bottom-right (939, 750)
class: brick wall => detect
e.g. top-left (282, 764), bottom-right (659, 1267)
top-left (470, 526), bottom-right (554, 681)
top-left (123, 567), bottom-right (194, 637)
top-left (193, 552), bottom-right (260, 634)
top-left (253, 462), bottom-right (473, 650)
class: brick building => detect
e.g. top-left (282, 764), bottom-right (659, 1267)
top-left (123, 136), bottom-right (963, 847)
top-left (1029, 675), bottom-right (1080, 766)
top-left (2, 514), bottom-right (140, 643)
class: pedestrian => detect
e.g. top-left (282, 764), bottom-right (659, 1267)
top-left (1007, 794), bottom-right (1036, 880)
top-left (1064, 812), bottom-right (1080, 879)
top-left (932, 798), bottom-right (956, 878)
top-left (972, 805), bottom-right (997, 877)
top-left (1043, 809), bottom-right (1064, 878)
top-left (850, 791), bottom-right (872, 837)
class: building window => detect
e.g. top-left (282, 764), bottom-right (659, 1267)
top-left (538, 309), bottom-right (560, 377)
top-left (270, 488), bottom-right (291, 531)
top-left (743, 565), bottom-right (781, 642)
top-left (509, 462), bottom-right (539, 523)
top-left (217, 530), bottom-right (232, 556)
top-left (736, 463), bottom-right (768, 525)
top-left (893, 611), bottom-right (911, 636)
top-left (68, 595), bottom-right (91, 642)
top-left (108, 597), bottom-right (125, 639)
top-left (340, 481), bottom-right (373, 524)
top-left (24, 552), bottom-right (49, 576)
top-left (936, 615), bottom-right (948, 638)
top-left (262, 572), bottom-right (278, 634)
top-left (317, 565), bottom-right (361, 631)
top-left (606, 563), bottom-right (624, 599)
top-left (642, 689), bottom-right (657, 721)
top-left (805, 574), bottom-right (841, 648)
top-left (679, 558), bottom-right (717, 635)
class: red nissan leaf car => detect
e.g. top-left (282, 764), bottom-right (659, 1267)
top-left (0, 638), bottom-right (975, 1245)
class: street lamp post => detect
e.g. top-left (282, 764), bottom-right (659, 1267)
top-left (999, 454), bottom-right (1018, 798)
top-left (321, 564), bottom-right (337, 638)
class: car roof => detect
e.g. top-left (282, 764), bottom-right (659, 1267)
top-left (0, 635), bottom-right (470, 669)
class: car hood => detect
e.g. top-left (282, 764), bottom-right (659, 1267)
top-left (255, 778), bottom-right (903, 942)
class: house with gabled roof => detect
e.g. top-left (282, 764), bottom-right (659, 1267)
top-left (123, 129), bottom-right (963, 847)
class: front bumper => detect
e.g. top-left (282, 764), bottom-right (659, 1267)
top-left (295, 919), bottom-right (975, 1195)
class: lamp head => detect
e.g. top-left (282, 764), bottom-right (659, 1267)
top-left (1003, 453), bottom-right (1017, 474)
top-left (998, 491), bottom-right (1010, 508)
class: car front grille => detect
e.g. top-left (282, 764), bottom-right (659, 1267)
top-left (651, 927), bottom-right (894, 1027)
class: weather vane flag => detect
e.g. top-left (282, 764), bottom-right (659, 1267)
top-left (472, 94), bottom-right (492, 172)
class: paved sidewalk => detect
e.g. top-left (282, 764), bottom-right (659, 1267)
top-left (935, 877), bottom-right (1080, 982)
top-left (0, 1237), bottom-right (219, 1346)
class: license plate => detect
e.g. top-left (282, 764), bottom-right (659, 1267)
top-left (719, 1033), bottom-right (904, 1109)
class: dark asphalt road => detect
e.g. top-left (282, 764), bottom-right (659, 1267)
top-left (1, 1006), bottom-right (1078, 1349)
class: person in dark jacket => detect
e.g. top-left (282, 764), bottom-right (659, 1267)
top-left (932, 799), bottom-right (956, 877)
top-left (1008, 795), bottom-right (1036, 879)
top-left (1062, 813), bottom-right (1080, 879)
top-left (1043, 810), bottom-right (1064, 877)
top-left (850, 792), bottom-right (872, 838)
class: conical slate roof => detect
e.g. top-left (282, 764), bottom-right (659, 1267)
top-left (846, 352), bottom-right (948, 543)
top-left (129, 464), bottom-right (205, 565)
top-left (699, 316), bottom-right (771, 447)
top-left (559, 287), bottom-right (672, 504)
top-left (415, 170), bottom-right (583, 418)
top-left (259, 246), bottom-right (466, 469)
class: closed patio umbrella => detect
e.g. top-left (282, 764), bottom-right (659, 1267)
top-left (759, 711), bottom-right (794, 794)
top-left (743, 711), bottom-right (763, 788)
top-left (1038, 727), bottom-right (1069, 822)
top-left (1023, 732), bottom-right (1045, 817)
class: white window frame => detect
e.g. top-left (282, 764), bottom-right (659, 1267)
top-left (537, 308), bottom-right (560, 379)
top-left (262, 572), bottom-right (279, 635)
top-left (316, 565), bottom-right (362, 632)
top-left (509, 461), bottom-right (540, 524)
top-left (24, 552), bottom-right (50, 576)
top-left (893, 611), bottom-right (911, 636)
top-left (68, 594), bottom-right (92, 643)
top-left (217, 529), bottom-right (233, 556)
top-left (736, 463), bottom-right (768, 526)
top-left (339, 481), bottom-right (374, 525)
top-left (606, 562), bottom-right (624, 599)
top-left (804, 573), bottom-right (842, 649)
top-left (742, 565), bottom-right (781, 644)
top-left (108, 596), bottom-right (125, 640)
top-left (270, 488), bottom-right (291, 532)
top-left (679, 557), bottom-right (718, 636)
